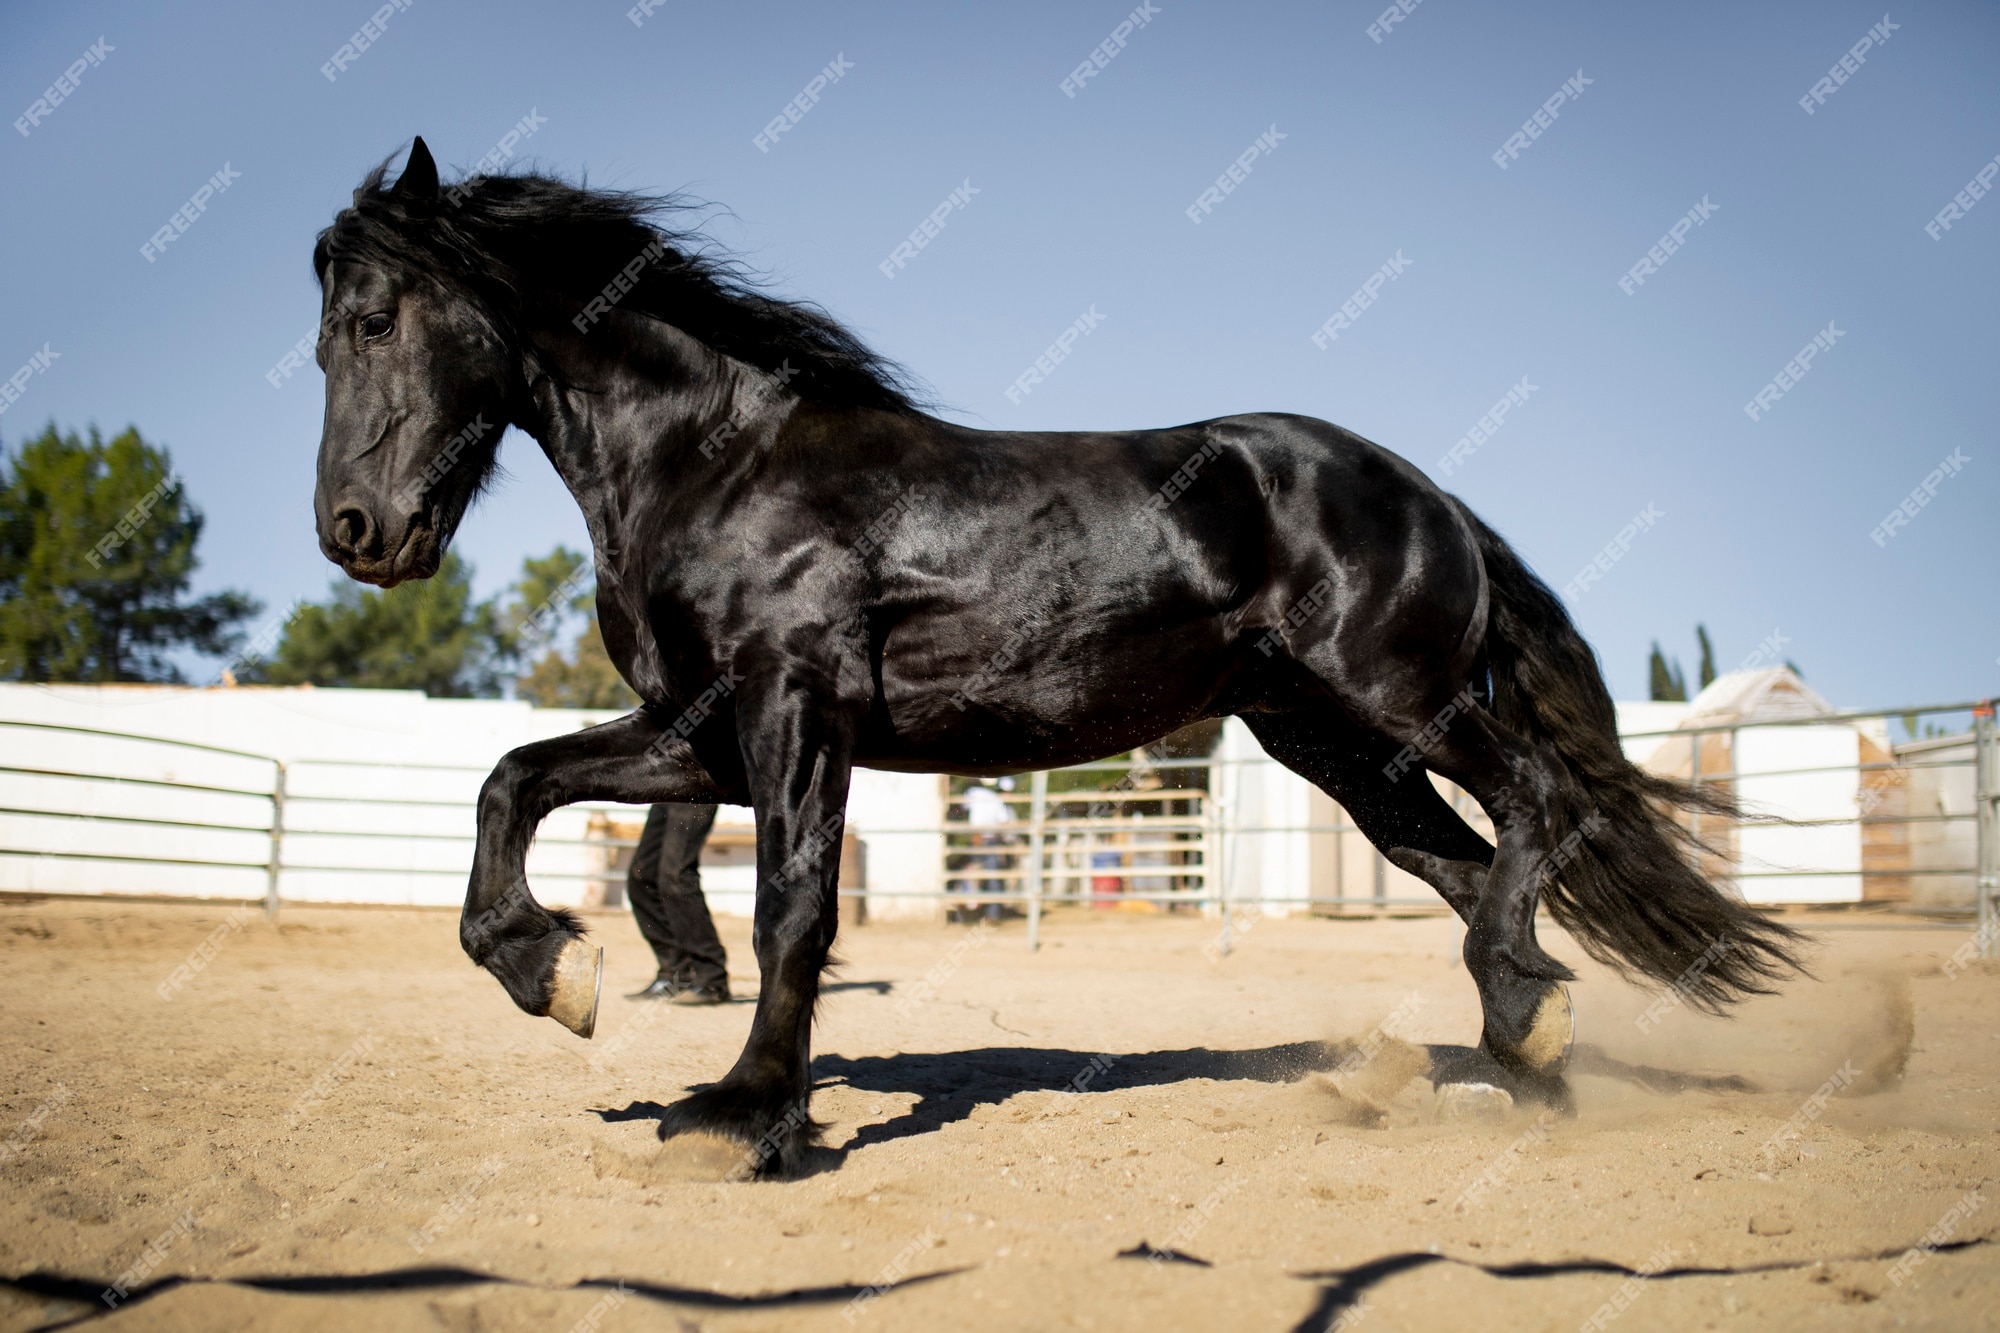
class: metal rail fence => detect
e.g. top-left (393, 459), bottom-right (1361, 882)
top-left (0, 720), bottom-right (647, 918)
top-left (2, 700), bottom-right (1994, 957)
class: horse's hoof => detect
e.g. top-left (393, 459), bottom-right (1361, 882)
top-left (545, 937), bottom-right (601, 1039)
top-left (659, 1083), bottom-right (815, 1179)
top-left (1517, 982), bottom-right (1573, 1074)
top-left (653, 1131), bottom-right (752, 1183)
top-left (1434, 1081), bottom-right (1515, 1124)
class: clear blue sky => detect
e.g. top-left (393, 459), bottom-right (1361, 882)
top-left (4, 0), bottom-right (1994, 710)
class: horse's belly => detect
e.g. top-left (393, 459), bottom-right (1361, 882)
top-left (859, 615), bottom-right (1234, 772)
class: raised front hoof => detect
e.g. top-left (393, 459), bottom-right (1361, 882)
top-left (543, 937), bottom-right (602, 1039)
top-left (658, 1082), bottom-right (817, 1181)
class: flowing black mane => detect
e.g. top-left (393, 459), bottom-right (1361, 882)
top-left (314, 154), bottom-right (925, 413)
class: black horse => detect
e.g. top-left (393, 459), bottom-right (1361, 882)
top-left (310, 140), bottom-right (1799, 1173)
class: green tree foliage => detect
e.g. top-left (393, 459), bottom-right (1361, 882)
top-left (1650, 625), bottom-right (1794, 703)
top-left (1647, 641), bottom-right (1687, 702)
top-left (495, 545), bottom-right (590, 662)
top-left (248, 542), bottom-right (638, 707)
top-left (506, 545), bottom-right (636, 710)
top-left (515, 617), bottom-right (636, 709)
top-left (248, 551), bottom-right (503, 696)
top-left (0, 425), bottom-right (257, 682)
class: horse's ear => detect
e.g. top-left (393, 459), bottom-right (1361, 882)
top-left (395, 136), bottom-right (440, 205)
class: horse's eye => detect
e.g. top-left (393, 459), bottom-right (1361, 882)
top-left (359, 312), bottom-right (394, 340)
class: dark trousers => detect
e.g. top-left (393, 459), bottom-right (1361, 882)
top-left (627, 802), bottom-right (727, 990)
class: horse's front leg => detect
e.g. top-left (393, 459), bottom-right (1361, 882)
top-left (658, 679), bottom-right (856, 1177)
top-left (461, 709), bottom-right (728, 1037)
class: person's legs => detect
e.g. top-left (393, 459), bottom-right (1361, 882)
top-left (626, 803), bottom-right (728, 998)
top-left (625, 804), bottom-right (678, 988)
top-left (653, 803), bottom-right (728, 996)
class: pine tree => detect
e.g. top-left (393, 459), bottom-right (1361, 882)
top-left (504, 545), bottom-right (636, 710)
top-left (0, 425), bottom-right (257, 681)
top-left (1647, 642), bottom-right (1687, 702)
top-left (245, 551), bottom-right (503, 696)
top-left (514, 615), bottom-right (636, 709)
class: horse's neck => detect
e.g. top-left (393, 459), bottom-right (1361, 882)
top-left (519, 313), bottom-right (790, 572)
top-left (515, 316), bottom-right (801, 703)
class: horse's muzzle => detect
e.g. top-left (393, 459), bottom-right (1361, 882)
top-left (323, 512), bottom-right (442, 587)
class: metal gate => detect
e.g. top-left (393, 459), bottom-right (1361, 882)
top-left (942, 758), bottom-right (1218, 948)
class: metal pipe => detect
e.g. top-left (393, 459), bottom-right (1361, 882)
top-left (1026, 769), bottom-right (1047, 953)
top-left (0, 718), bottom-right (277, 762)
top-left (266, 762), bottom-right (286, 922)
top-left (1217, 788), bottom-right (1232, 956)
top-left (1689, 726), bottom-right (1702, 857)
top-left (1618, 700), bottom-right (1990, 739)
top-left (1978, 701), bottom-right (1997, 957)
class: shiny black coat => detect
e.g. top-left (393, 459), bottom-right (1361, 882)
top-left (308, 142), bottom-right (1798, 1174)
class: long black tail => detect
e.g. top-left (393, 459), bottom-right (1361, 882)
top-left (1452, 500), bottom-right (1805, 1009)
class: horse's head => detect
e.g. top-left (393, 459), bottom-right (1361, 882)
top-left (312, 137), bottom-right (512, 587)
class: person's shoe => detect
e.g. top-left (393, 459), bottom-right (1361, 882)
top-left (669, 982), bottom-right (730, 1006)
top-left (625, 977), bottom-right (681, 1001)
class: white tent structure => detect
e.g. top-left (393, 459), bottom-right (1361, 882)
top-left (1631, 667), bottom-right (1893, 904)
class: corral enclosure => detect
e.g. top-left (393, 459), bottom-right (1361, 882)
top-left (1, 668), bottom-right (1988, 924)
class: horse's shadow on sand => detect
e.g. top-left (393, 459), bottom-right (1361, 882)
top-left (596, 1041), bottom-right (1749, 1171)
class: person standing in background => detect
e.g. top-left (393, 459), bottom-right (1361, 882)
top-left (624, 802), bottom-right (731, 1004)
top-left (955, 778), bottom-right (1014, 923)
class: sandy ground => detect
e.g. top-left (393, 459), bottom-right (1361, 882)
top-left (2, 895), bottom-right (1998, 1333)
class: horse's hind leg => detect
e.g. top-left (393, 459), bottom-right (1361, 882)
top-left (1244, 699), bottom-right (1576, 1098)
top-left (1374, 698), bottom-right (1581, 1091)
top-left (1239, 710), bottom-right (1494, 923)
top-left (1242, 710), bottom-right (1558, 1099)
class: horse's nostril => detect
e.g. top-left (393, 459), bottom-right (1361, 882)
top-left (331, 507), bottom-right (377, 558)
